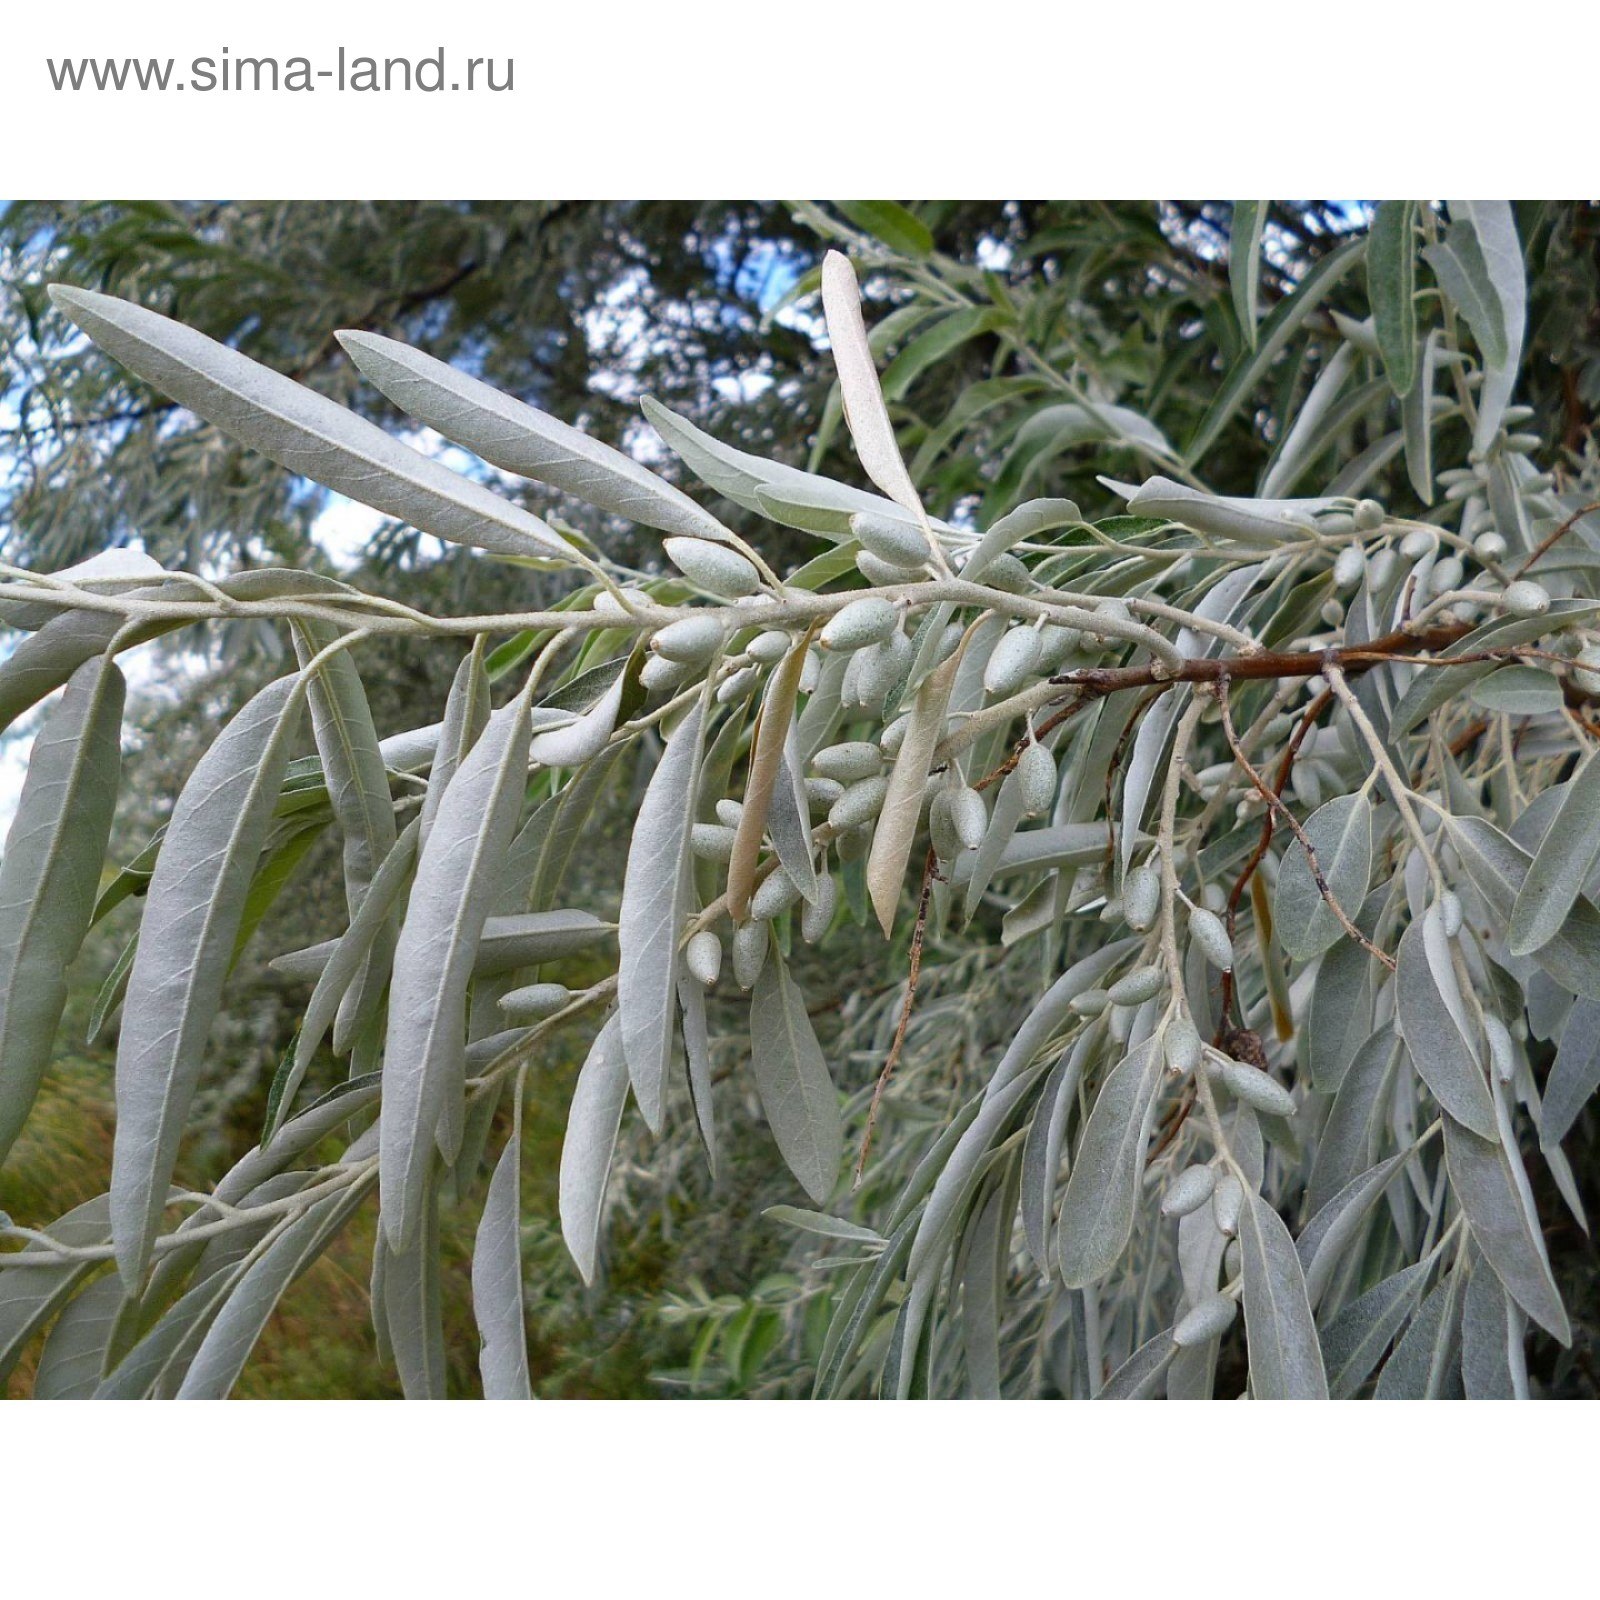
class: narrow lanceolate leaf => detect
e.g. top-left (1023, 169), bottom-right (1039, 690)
top-left (1461, 1262), bottom-right (1527, 1400)
top-left (867, 643), bottom-right (961, 936)
top-left (31, 1272), bottom-right (127, 1399)
top-left (558, 1016), bottom-right (630, 1286)
top-left (48, 286), bottom-right (575, 562)
top-left (380, 1175), bottom-right (447, 1400)
top-left (380, 694), bottom-right (532, 1252)
top-left (472, 1132), bottom-right (532, 1399)
top-left (0, 1194), bottom-right (111, 1382)
top-left (1095, 1330), bottom-right (1179, 1400)
top-left (1375, 1274), bottom-right (1462, 1399)
top-left (1271, 791), bottom-right (1372, 962)
top-left (749, 953), bottom-right (842, 1204)
top-left (1541, 998), bottom-right (1600, 1151)
top-left (0, 657), bottom-right (124, 1163)
top-left (1394, 907), bottom-right (1498, 1140)
top-left (728, 644), bottom-right (806, 921)
top-left (291, 621), bottom-right (396, 909)
top-left (1238, 1189), bottom-right (1328, 1399)
top-left (419, 642), bottom-right (491, 847)
top-left (617, 700), bottom-right (706, 1134)
top-left (1509, 750), bottom-right (1600, 957)
top-left (1368, 201), bottom-right (1419, 396)
top-left (1442, 1114), bottom-right (1569, 1344)
top-left (338, 330), bottom-right (734, 544)
top-left (177, 1183), bottom-right (368, 1399)
top-left (1230, 201), bottom-right (1267, 348)
top-left (1320, 1262), bottom-right (1430, 1398)
top-left (1057, 1042), bottom-right (1163, 1289)
top-left (112, 675), bottom-right (305, 1287)
top-left (820, 251), bottom-right (924, 518)
top-left (1421, 202), bottom-right (1525, 453)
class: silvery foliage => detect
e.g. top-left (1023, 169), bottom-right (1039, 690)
top-left (2, 202), bottom-right (1596, 1399)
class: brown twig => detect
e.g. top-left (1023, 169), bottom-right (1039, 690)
top-left (855, 846), bottom-right (940, 1184)
top-left (1215, 682), bottom-right (1396, 973)
top-left (1514, 500), bottom-right (1600, 579)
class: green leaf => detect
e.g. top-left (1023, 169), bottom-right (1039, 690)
top-left (1230, 201), bottom-right (1267, 349)
top-left (339, 329), bottom-right (735, 545)
top-left (1461, 1262), bottom-right (1526, 1399)
top-left (1057, 1041), bottom-right (1163, 1289)
top-left (379, 694), bottom-right (532, 1253)
top-left (835, 201), bottom-right (934, 259)
top-left (1375, 1273), bottom-right (1462, 1399)
top-left (558, 1015), bottom-right (629, 1286)
top-left (1395, 905), bottom-right (1498, 1140)
top-left (1271, 791), bottom-right (1372, 963)
top-left (177, 1182), bottom-right (369, 1398)
top-left (1509, 750), bottom-right (1600, 957)
top-left (111, 674), bottom-right (305, 1287)
top-left (762, 1206), bottom-right (886, 1247)
top-left (472, 1133), bottom-right (532, 1400)
top-left (48, 286), bottom-right (577, 563)
top-left (1320, 1262), bottom-right (1429, 1398)
top-left (1368, 201), bottom-right (1419, 396)
top-left (1541, 998), bottom-right (1600, 1150)
top-left (0, 1194), bottom-right (111, 1382)
top-left (820, 251), bottom-right (924, 519)
top-left (1186, 234), bottom-right (1365, 462)
top-left (749, 951), bottom-right (843, 1204)
top-left (618, 699), bottom-right (706, 1133)
top-left (1442, 1114), bottom-right (1569, 1344)
top-left (1421, 202), bottom-right (1525, 452)
top-left (31, 1272), bottom-right (127, 1399)
top-left (0, 657), bottom-right (124, 1162)
top-left (1238, 1188), bottom-right (1328, 1399)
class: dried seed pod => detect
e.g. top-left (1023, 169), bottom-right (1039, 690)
top-left (1188, 908), bottom-right (1234, 972)
top-left (691, 822), bottom-right (737, 863)
top-left (983, 626), bottom-right (1043, 697)
top-left (750, 867), bottom-right (802, 922)
top-left (828, 775), bottom-right (890, 831)
top-left (1212, 1174), bottom-right (1244, 1237)
top-left (929, 790), bottom-right (963, 861)
top-left (1220, 1060), bottom-right (1296, 1118)
top-left (1036, 623), bottom-right (1080, 673)
top-left (977, 552), bottom-right (1032, 593)
top-left (1108, 965), bottom-right (1163, 1006)
top-left (858, 630), bottom-right (912, 703)
top-left (1572, 644), bottom-right (1600, 696)
top-left (1173, 1294), bottom-right (1237, 1347)
top-left (1501, 579), bottom-right (1549, 617)
top-left (813, 741), bottom-right (883, 783)
top-left (685, 930), bottom-right (723, 988)
top-left (857, 550), bottom-right (918, 587)
top-left (640, 653), bottom-right (696, 692)
top-left (731, 920), bottom-right (769, 989)
top-left (1122, 865), bottom-right (1160, 932)
top-left (820, 596), bottom-right (899, 653)
top-left (1016, 740), bottom-right (1056, 818)
top-left (747, 629), bottom-right (792, 664)
top-left (1160, 1163), bottom-right (1216, 1218)
top-left (1164, 1016), bottom-right (1202, 1076)
top-left (650, 614), bottom-right (725, 663)
top-left (850, 510), bottom-right (932, 569)
top-left (716, 665), bottom-right (760, 704)
top-left (1332, 545), bottom-right (1366, 590)
top-left (664, 536), bottom-right (761, 598)
top-left (498, 982), bottom-right (572, 1023)
top-left (947, 785), bottom-right (987, 852)
top-left (801, 870), bottom-right (836, 944)
top-left (805, 776), bottom-right (844, 810)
